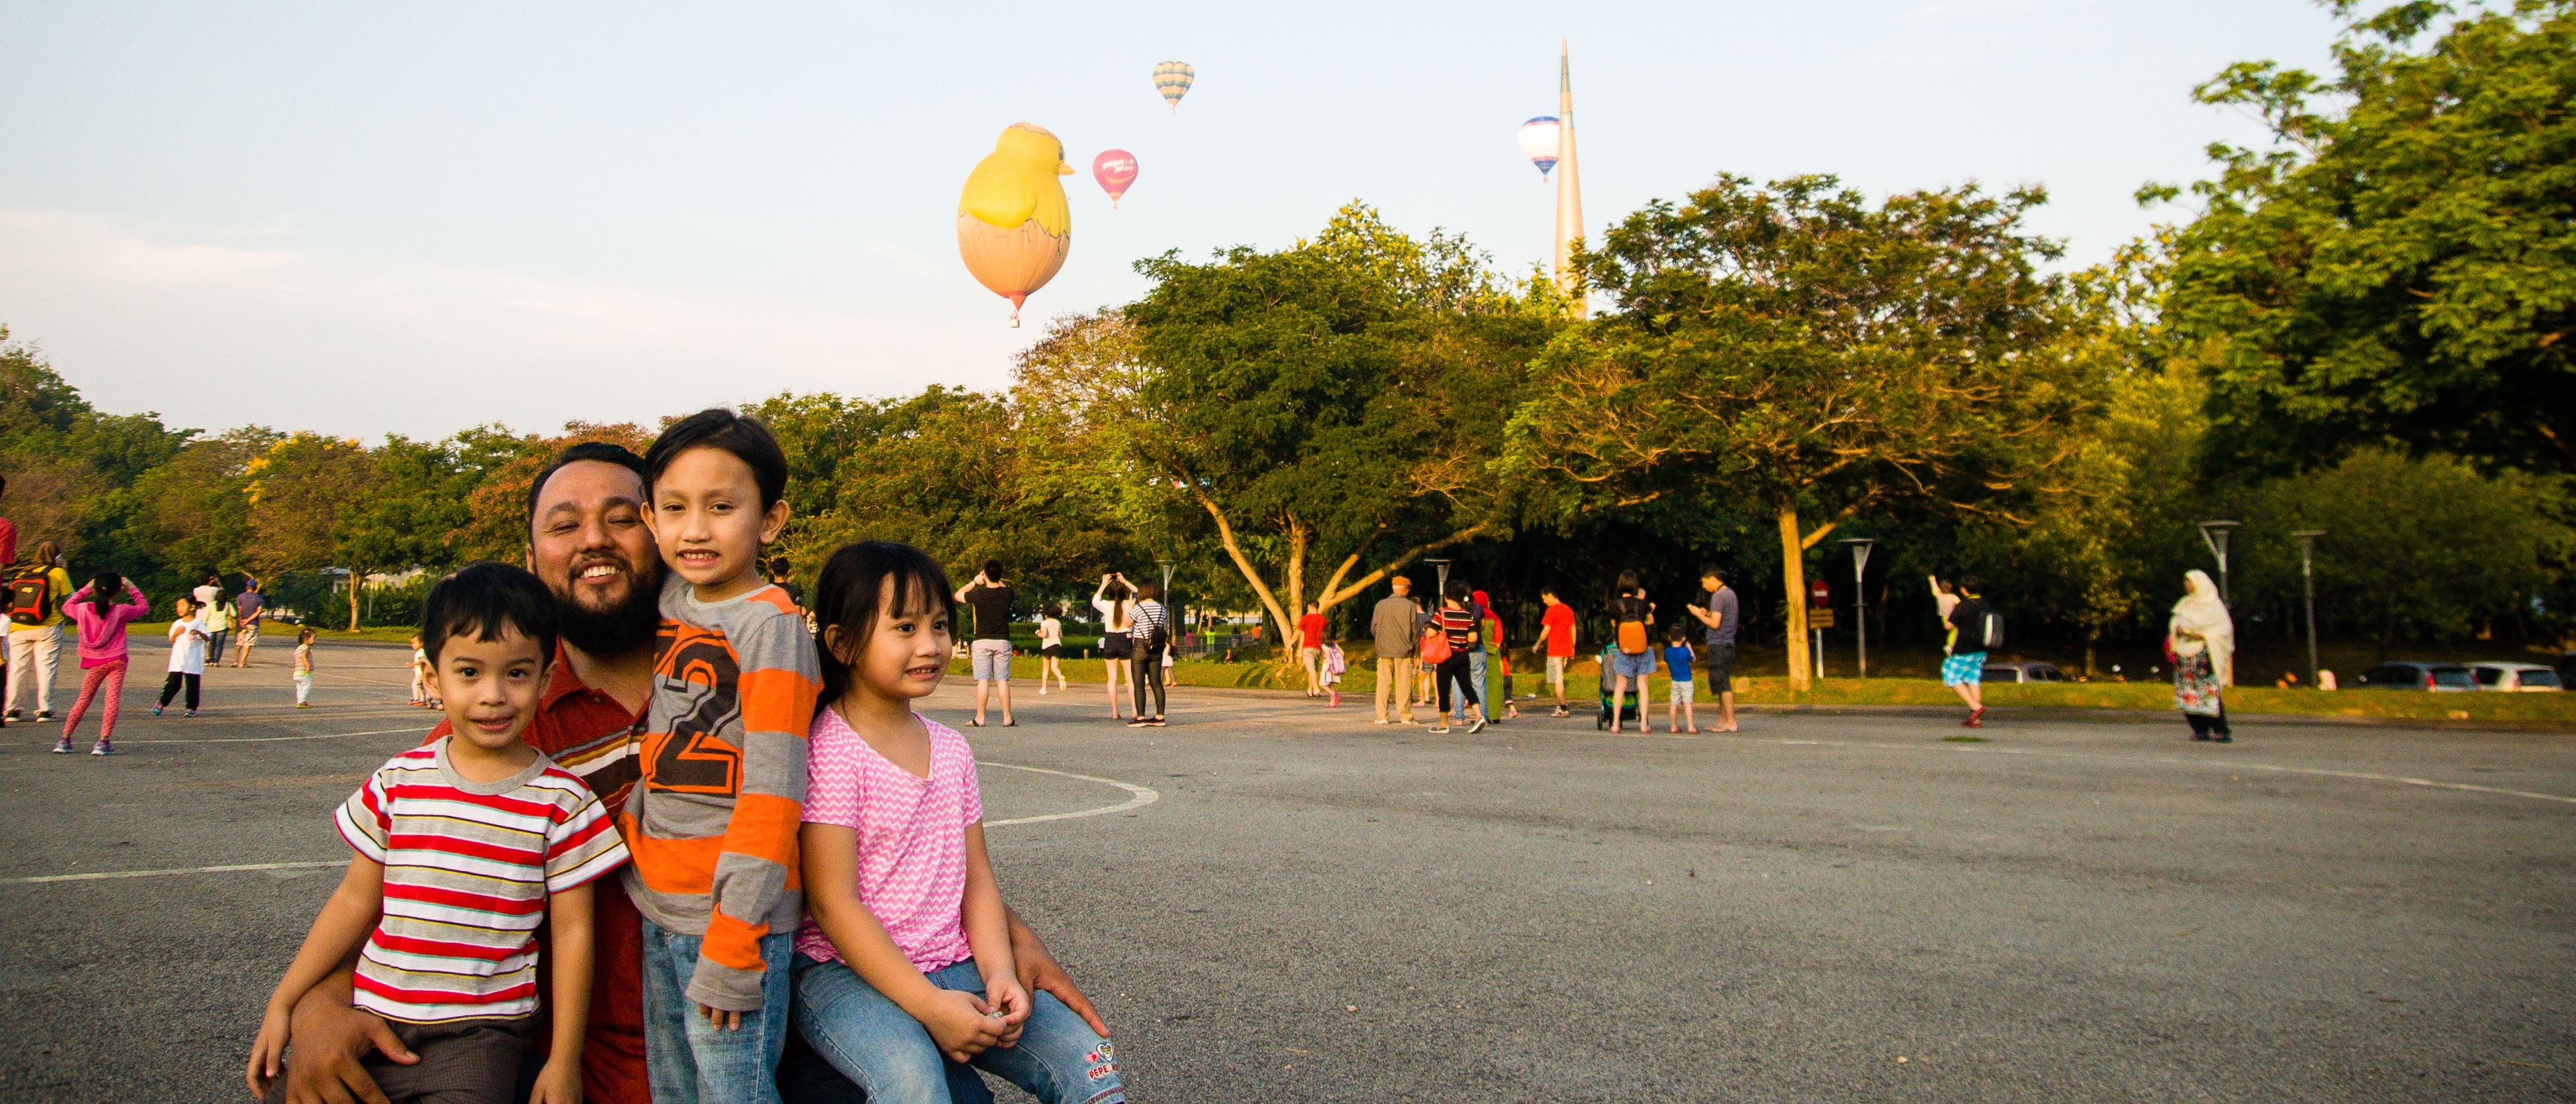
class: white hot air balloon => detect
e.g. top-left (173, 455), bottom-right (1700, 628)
top-left (1517, 115), bottom-right (1561, 180)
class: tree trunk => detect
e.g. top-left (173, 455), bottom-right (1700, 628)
top-left (1198, 497), bottom-right (1294, 646)
top-left (2083, 631), bottom-right (2098, 679)
top-left (346, 569), bottom-right (362, 632)
top-left (1777, 505), bottom-right (1811, 692)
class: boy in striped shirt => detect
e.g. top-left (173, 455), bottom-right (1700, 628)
top-left (625, 409), bottom-right (818, 1104)
top-left (249, 563), bottom-right (629, 1104)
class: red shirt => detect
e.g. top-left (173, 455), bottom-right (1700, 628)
top-left (1541, 603), bottom-right (1576, 657)
top-left (1297, 612), bottom-right (1326, 649)
top-left (427, 643), bottom-right (649, 1104)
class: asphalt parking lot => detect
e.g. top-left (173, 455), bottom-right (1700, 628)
top-left (2, 641), bottom-right (2571, 1103)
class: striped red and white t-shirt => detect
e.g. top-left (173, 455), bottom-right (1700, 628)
top-left (336, 737), bottom-right (631, 1024)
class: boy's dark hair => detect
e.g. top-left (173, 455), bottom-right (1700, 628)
top-left (1540, 585), bottom-right (1558, 599)
top-left (1701, 565), bottom-right (1723, 581)
top-left (421, 562), bottom-right (561, 665)
top-left (1958, 573), bottom-right (1981, 592)
top-left (645, 408), bottom-right (788, 508)
top-left (525, 442), bottom-right (649, 534)
top-left (982, 559), bottom-right (1004, 579)
top-left (298, 626), bottom-right (317, 642)
top-left (1668, 624), bottom-right (1688, 644)
top-left (812, 541), bottom-right (955, 706)
top-left (1615, 569), bottom-right (1640, 592)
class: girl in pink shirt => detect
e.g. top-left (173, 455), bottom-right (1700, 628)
top-left (56, 573), bottom-right (149, 755)
top-left (793, 541), bottom-right (1123, 1104)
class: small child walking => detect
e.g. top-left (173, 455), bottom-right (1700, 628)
top-left (626, 410), bottom-right (818, 1104)
top-left (1662, 627), bottom-right (1699, 734)
top-left (407, 635), bottom-right (432, 707)
top-left (246, 563), bottom-right (629, 1104)
top-left (792, 540), bottom-right (1124, 1104)
top-left (1320, 635), bottom-right (1346, 708)
top-left (155, 596), bottom-right (209, 717)
top-left (292, 628), bottom-right (317, 708)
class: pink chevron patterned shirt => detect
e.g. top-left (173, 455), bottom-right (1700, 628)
top-left (796, 709), bottom-right (983, 973)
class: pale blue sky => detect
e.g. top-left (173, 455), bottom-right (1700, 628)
top-left (0, 1), bottom-right (2339, 439)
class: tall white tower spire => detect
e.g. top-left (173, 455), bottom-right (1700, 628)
top-left (1552, 38), bottom-right (1587, 318)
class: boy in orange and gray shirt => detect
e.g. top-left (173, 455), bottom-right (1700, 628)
top-left (621, 409), bottom-right (820, 1104)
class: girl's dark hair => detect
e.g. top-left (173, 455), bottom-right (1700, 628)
top-left (1102, 579), bottom-right (1132, 602)
top-left (812, 541), bottom-right (955, 705)
top-left (89, 572), bottom-right (121, 616)
top-left (1615, 569), bottom-right (1640, 592)
top-left (1444, 579), bottom-right (1472, 602)
top-left (421, 562), bottom-right (561, 665)
top-left (645, 408), bottom-right (788, 508)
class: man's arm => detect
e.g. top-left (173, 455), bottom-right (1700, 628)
top-left (272, 950), bottom-right (416, 1104)
top-left (1005, 905), bottom-right (1108, 1036)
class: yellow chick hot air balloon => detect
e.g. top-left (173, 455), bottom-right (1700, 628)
top-left (957, 123), bottom-right (1073, 326)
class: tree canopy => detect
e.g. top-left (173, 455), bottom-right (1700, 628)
top-left (2160, 0), bottom-right (2576, 475)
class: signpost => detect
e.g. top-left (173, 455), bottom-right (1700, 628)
top-left (2198, 520), bottom-right (2241, 605)
top-left (1807, 577), bottom-right (1829, 681)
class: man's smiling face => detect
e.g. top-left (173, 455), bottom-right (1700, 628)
top-left (529, 458), bottom-right (663, 653)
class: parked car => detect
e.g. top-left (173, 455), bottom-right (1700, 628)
top-left (2353, 661), bottom-right (2476, 691)
top-left (1982, 661), bottom-right (2072, 683)
top-left (2465, 662), bottom-right (2561, 692)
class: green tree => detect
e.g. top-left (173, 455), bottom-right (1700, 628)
top-left (2242, 448), bottom-right (2568, 651)
top-left (1507, 174), bottom-right (2088, 689)
top-left (1110, 203), bottom-right (1554, 639)
top-left (2159, 0), bottom-right (2576, 475)
top-left (244, 433), bottom-right (372, 628)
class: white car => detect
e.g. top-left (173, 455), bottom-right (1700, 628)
top-left (2465, 662), bottom-right (2562, 692)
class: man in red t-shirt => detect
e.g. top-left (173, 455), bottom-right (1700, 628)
top-left (1296, 602), bottom-right (1328, 700)
top-left (278, 445), bottom-right (1106, 1104)
top-left (1538, 587), bottom-right (1578, 717)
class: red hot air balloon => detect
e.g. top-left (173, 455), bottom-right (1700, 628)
top-left (1093, 149), bottom-right (1139, 208)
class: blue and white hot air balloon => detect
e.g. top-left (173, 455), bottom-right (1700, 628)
top-left (1517, 115), bottom-right (1562, 179)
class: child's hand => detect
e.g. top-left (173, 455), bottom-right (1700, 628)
top-left (244, 1005), bottom-right (291, 1098)
top-left (698, 1003), bottom-right (743, 1032)
top-left (528, 1056), bottom-right (584, 1104)
top-left (919, 988), bottom-right (1009, 1063)
top-left (983, 977), bottom-right (1033, 1047)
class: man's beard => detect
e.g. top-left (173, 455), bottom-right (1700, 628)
top-left (556, 559), bottom-right (664, 656)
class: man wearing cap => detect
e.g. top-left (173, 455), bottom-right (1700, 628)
top-left (1368, 577), bottom-right (1420, 726)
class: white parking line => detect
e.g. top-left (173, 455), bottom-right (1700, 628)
top-left (1, 763), bottom-right (1161, 885)
top-left (1660, 733), bottom-right (2576, 806)
top-left (981, 761), bottom-right (1161, 826)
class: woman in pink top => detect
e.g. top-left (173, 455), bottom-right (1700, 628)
top-left (57, 573), bottom-right (149, 755)
top-left (794, 541), bottom-right (1123, 1104)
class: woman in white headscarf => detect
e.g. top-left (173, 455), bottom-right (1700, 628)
top-left (2166, 569), bottom-right (2234, 742)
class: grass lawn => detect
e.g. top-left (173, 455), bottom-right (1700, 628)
top-left (973, 653), bottom-right (2576, 728)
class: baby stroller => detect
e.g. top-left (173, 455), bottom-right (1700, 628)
top-left (1595, 644), bottom-right (1641, 730)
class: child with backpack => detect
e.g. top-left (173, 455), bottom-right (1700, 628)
top-left (1605, 571), bottom-right (1657, 734)
top-left (8, 541), bottom-right (73, 722)
top-left (1943, 575), bottom-right (1995, 728)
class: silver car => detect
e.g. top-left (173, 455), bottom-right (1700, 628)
top-left (1982, 661), bottom-right (2072, 683)
top-left (2465, 662), bottom-right (2562, 692)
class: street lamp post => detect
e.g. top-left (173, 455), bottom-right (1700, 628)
top-left (1838, 538), bottom-right (1875, 679)
top-left (2197, 520), bottom-right (2242, 605)
top-left (1422, 558), bottom-right (1452, 601)
top-left (1157, 559), bottom-right (1177, 644)
top-left (2290, 531), bottom-right (2324, 687)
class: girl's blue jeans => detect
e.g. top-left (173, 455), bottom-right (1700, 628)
top-left (791, 954), bottom-right (1126, 1104)
top-left (639, 918), bottom-right (796, 1104)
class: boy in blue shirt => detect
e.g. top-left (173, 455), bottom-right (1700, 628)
top-left (1662, 626), bottom-right (1698, 734)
